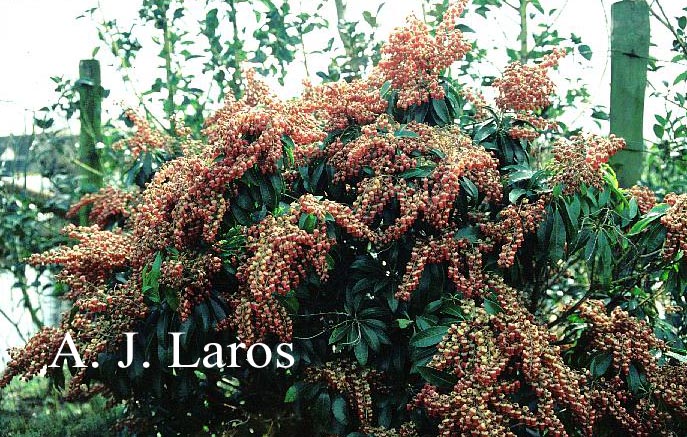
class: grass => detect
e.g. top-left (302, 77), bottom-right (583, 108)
top-left (0, 377), bottom-right (125, 437)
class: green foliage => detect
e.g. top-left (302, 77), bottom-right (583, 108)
top-left (0, 378), bottom-right (125, 437)
top-left (0, 188), bottom-right (67, 331)
top-left (75, 0), bottom-right (386, 137)
top-left (644, 3), bottom-right (687, 193)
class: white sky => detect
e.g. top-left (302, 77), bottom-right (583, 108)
top-left (0, 1), bottom-right (684, 140)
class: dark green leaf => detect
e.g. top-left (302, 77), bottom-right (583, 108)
top-left (410, 326), bottom-right (448, 348)
top-left (461, 177), bottom-right (478, 200)
top-left (299, 213), bottom-right (317, 232)
top-left (351, 257), bottom-right (381, 274)
top-left (431, 98), bottom-right (450, 125)
top-left (417, 366), bottom-right (458, 388)
top-left (665, 350), bottom-right (687, 363)
top-left (259, 178), bottom-right (276, 208)
top-left (592, 110), bottom-right (609, 120)
top-left (237, 192), bottom-right (253, 210)
top-left (508, 169), bottom-right (535, 184)
top-left (360, 324), bottom-right (380, 352)
top-left (314, 391), bottom-right (331, 423)
top-left (627, 364), bottom-right (642, 394)
top-left (590, 351), bottom-right (612, 377)
top-left (310, 161), bottom-right (325, 189)
top-left (380, 80), bottom-right (392, 98)
top-left (34, 117), bottom-right (54, 129)
top-left (578, 44), bottom-right (592, 60)
top-left (548, 209), bottom-right (566, 262)
top-left (674, 70), bottom-right (687, 85)
top-left (627, 205), bottom-right (667, 235)
top-left (394, 129), bottom-right (419, 139)
top-left (454, 226), bottom-right (478, 243)
top-left (483, 297), bottom-right (502, 315)
top-left (231, 204), bottom-right (252, 225)
top-left (398, 165), bottom-right (435, 179)
top-left (282, 135), bottom-right (296, 166)
top-left (196, 302), bottom-right (211, 331)
top-left (362, 10), bottom-right (376, 27)
top-left (473, 121), bottom-right (497, 143)
top-left (354, 339), bottom-right (368, 365)
top-left (332, 396), bottom-right (348, 424)
top-left (441, 304), bottom-right (464, 320)
top-left (566, 196), bottom-right (581, 225)
top-left (509, 188), bottom-right (528, 204)
top-left (530, 0), bottom-right (544, 13)
top-left (396, 319), bottom-right (413, 329)
top-left (597, 231), bottom-right (613, 285)
top-left (653, 124), bottom-right (664, 139)
top-left (157, 309), bottom-right (170, 348)
top-left (284, 384), bottom-right (298, 403)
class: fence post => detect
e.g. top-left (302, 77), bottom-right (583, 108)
top-left (609, 0), bottom-right (650, 187)
top-left (76, 59), bottom-right (103, 224)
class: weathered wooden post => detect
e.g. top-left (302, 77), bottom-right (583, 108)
top-left (76, 59), bottom-right (103, 224)
top-left (609, 0), bottom-right (650, 187)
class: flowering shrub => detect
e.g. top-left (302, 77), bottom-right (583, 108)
top-left (3, 2), bottom-right (687, 436)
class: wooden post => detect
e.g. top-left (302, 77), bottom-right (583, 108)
top-left (519, 0), bottom-right (529, 62)
top-left (77, 59), bottom-right (103, 224)
top-left (609, 0), bottom-right (650, 187)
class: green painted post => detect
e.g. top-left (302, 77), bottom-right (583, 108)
top-left (77, 59), bottom-right (103, 224)
top-left (609, 0), bottom-right (650, 187)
